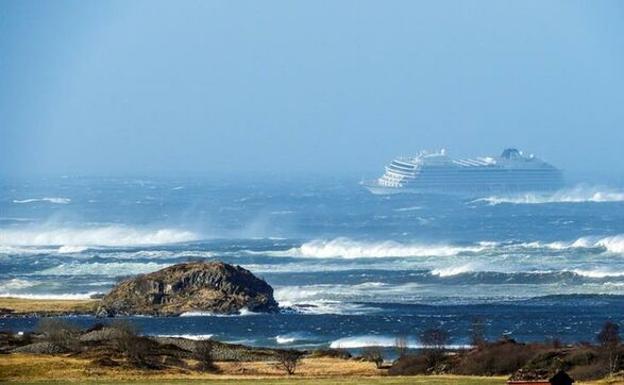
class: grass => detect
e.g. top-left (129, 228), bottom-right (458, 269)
top-left (2, 378), bottom-right (507, 385)
top-left (0, 297), bottom-right (99, 315)
top-left (0, 354), bottom-right (506, 384)
top-left (1, 354), bottom-right (620, 384)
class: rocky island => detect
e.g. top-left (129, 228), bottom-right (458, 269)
top-left (96, 261), bottom-right (279, 317)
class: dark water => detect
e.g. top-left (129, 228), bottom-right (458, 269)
top-left (1, 176), bottom-right (624, 349)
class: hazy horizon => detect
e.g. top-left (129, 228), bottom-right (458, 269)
top-left (2, 1), bottom-right (624, 183)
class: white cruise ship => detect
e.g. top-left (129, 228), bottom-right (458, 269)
top-left (363, 148), bottom-right (563, 195)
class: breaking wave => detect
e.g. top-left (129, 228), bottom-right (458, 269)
top-left (528, 235), bottom-right (624, 254)
top-left (179, 308), bottom-right (259, 317)
top-left (329, 335), bottom-right (469, 349)
top-left (0, 278), bottom-right (38, 291)
top-left (286, 237), bottom-right (485, 259)
top-left (0, 292), bottom-right (99, 300)
top-left (476, 186), bottom-right (624, 205)
top-left (0, 226), bottom-right (199, 247)
top-left (35, 262), bottom-right (170, 276)
top-left (431, 264), bottom-right (476, 277)
top-left (153, 334), bottom-right (213, 340)
top-left (12, 197), bottom-right (71, 204)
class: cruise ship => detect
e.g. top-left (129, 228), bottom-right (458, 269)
top-left (363, 148), bottom-right (563, 195)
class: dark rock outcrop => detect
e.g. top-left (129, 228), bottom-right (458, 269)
top-left (96, 262), bottom-right (279, 316)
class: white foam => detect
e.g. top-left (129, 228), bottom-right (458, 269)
top-left (0, 278), bottom-right (38, 291)
top-left (431, 264), bottom-right (475, 277)
top-left (394, 206), bottom-right (422, 212)
top-left (476, 186), bottom-right (624, 205)
top-left (572, 269), bottom-right (624, 278)
top-left (274, 284), bottom-right (384, 315)
top-left (13, 197), bottom-right (71, 204)
top-left (58, 245), bottom-right (88, 254)
top-left (0, 225), bottom-right (199, 247)
top-left (287, 237), bottom-right (484, 259)
top-left (179, 307), bottom-right (259, 317)
top-left (329, 335), bottom-right (469, 349)
top-left (154, 334), bottom-right (213, 340)
top-left (522, 235), bottom-right (624, 254)
top-left (0, 292), bottom-right (99, 300)
top-left (35, 262), bottom-right (169, 276)
top-left (275, 336), bottom-right (297, 344)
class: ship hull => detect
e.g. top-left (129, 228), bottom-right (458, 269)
top-left (363, 170), bottom-right (564, 196)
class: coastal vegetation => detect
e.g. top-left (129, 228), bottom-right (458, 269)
top-left (1, 265), bottom-right (623, 383)
top-left (2, 319), bottom-right (624, 383)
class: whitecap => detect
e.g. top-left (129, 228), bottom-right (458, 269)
top-left (57, 245), bottom-right (88, 254)
top-left (179, 308), bottom-right (259, 317)
top-left (0, 225), bottom-right (199, 247)
top-left (283, 237), bottom-right (485, 259)
top-left (571, 269), bottom-right (624, 279)
top-left (0, 278), bottom-right (38, 291)
top-left (394, 206), bottom-right (422, 212)
top-left (275, 336), bottom-right (297, 344)
top-left (329, 335), bottom-right (469, 349)
top-left (475, 186), bottom-right (624, 205)
top-left (34, 262), bottom-right (169, 276)
top-left (431, 264), bottom-right (476, 277)
top-left (153, 334), bottom-right (213, 340)
top-left (13, 197), bottom-right (71, 204)
top-left (0, 292), bottom-right (100, 300)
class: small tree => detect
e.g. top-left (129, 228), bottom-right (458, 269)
top-left (109, 320), bottom-right (154, 368)
top-left (36, 318), bottom-right (81, 352)
top-left (362, 345), bottom-right (384, 368)
top-left (419, 327), bottom-right (450, 372)
top-left (470, 317), bottom-right (487, 348)
top-left (110, 320), bottom-right (138, 353)
top-left (598, 321), bottom-right (621, 376)
top-left (276, 349), bottom-right (301, 375)
top-left (395, 336), bottom-right (408, 358)
top-left (194, 340), bottom-right (217, 372)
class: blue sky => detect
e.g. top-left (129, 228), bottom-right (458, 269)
top-left (1, 1), bottom-right (623, 180)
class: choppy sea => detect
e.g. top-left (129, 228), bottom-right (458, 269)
top-left (1, 176), bottom-right (624, 351)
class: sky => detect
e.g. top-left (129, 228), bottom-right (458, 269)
top-left (1, 0), bottom-right (624, 181)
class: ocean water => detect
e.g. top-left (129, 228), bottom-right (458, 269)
top-left (2, 176), bottom-right (624, 350)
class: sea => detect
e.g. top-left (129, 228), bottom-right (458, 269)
top-left (1, 176), bottom-right (624, 352)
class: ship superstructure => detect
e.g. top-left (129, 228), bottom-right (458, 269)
top-left (364, 148), bottom-right (563, 195)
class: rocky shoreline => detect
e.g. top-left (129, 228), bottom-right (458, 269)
top-left (1, 261), bottom-right (279, 318)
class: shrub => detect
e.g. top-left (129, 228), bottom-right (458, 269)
top-left (362, 346), bottom-right (384, 368)
top-left (194, 340), bottom-right (217, 372)
top-left (470, 317), bottom-right (487, 348)
top-left (388, 354), bottom-right (430, 375)
top-left (276, 349), bottom-right (301, 375)
top-left (109, 320), bottom-right (138, 353)
top-left (35, 318), bottom-right (81, 352)
top-left (108, 320), bottom-right (157, 369)
top-left (454, 340), bottom-right (544, 375)
top-left (597, 321), bottom-right (621, 376)
top-left (395, 336), bottom-right (408, 358)
top-left (419, 328), bottom-right (450, 372)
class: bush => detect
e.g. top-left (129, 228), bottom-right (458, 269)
top-left (389, 355), bottom-right (426, 375)
top-left (362, 346), bottom-right (384, 368)
top-left (597, 321), bottom-right (622, 376)
top-left (125, 337), bottom-right (158, 369)
top-left (276, 349), bottom-right (301, 375)
top-left (108, 320), bottom-right (157, 369)
top-left (419, 328), bottom-right (450, 373)
top-left (109, 320), bottom-right (138, 353)
top-left (395, 336), bottom-right (408, 358)
top-left (454, 340), bottom-right (544, 375)
top-left (470, 317), bottom-right (487, 348)
top-left (194, 340), bottom-right (217, 372)
top-left (35, 319), bottom-right (81, 352)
